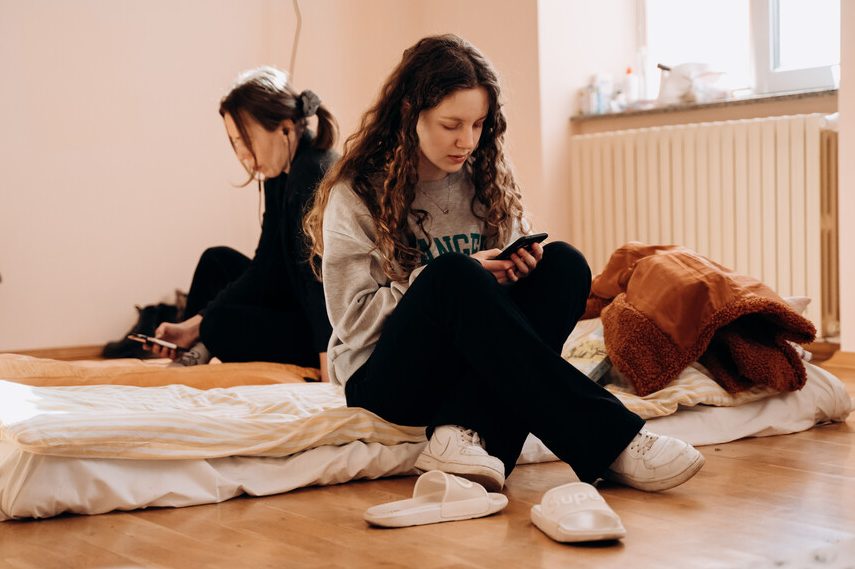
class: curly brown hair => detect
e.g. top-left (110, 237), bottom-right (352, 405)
top-left (304, 34), bottom-right (525, 281)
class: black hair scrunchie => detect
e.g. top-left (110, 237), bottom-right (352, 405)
top-left (298, 90), bottom-right (321, 117)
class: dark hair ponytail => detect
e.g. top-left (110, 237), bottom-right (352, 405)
top-left (313, 104), bottom-right (337, 150)
top-left (219, 66), bottom-right (339, 157)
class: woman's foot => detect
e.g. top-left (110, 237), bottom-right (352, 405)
top-left (414, 425), bottom-right (505, 492)
top-left (605, 430), bottom-right (704, 491)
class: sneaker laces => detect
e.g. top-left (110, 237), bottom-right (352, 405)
top-left (629, 431), bottom-right (658, 455)
top-left (456, 427), bottom-right (483, 448)
top-left (176, 343), bottom-right (211, 367)
top-left (178, 350), bottom-right (202, 366)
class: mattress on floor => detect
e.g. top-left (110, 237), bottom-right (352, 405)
top-left (1, 356), bottom-right (833, 463)
top-left (0, 439), bottom-right (424, 521)
top-left (1, 362), bottom-right (849, 521)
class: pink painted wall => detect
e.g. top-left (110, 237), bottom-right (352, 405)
top-left (537, 0), bottom-right (638, 245)
top-left (0, 0), bottom-right (287, 350)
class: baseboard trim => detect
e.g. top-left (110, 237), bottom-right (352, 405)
top-left (4, 344), bottom-right (853, 367)
top-left (3, 345), bottom-right (104, 361)
top-left (805, 341), bottom-right (840, 363)
top-left (824, 350), bottom-right (855, 369)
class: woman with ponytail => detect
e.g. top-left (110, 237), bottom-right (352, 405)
top-left (150, 66), bottom-right (338, 380)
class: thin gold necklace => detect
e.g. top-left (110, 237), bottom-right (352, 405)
top-left (421, 174), bottom-right (452, 214)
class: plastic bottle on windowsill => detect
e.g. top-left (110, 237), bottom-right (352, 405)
top-left (623, 67), bottom-right (640, 108)
top-left (578, 83), bottom-right (599, 115)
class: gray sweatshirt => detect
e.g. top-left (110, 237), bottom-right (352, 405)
top-left (322, 170), bottom-right (520, 387)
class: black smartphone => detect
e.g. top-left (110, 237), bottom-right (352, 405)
top-left (494, 232), bottom-right (548, 260)
top-left (127, 333), bottom-right (188, 353)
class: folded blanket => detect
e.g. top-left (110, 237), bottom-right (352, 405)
top-left (583, 243), bottom-right (816, 396)
top-left (0, 354), bottom-right (316, 387)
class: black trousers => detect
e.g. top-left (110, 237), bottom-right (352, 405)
top-left (186, 246), bottom-right (318, 367)
top-left (184, 246), bottom-right (250, 318)
top-left (345, 242), bottom-right (644, 482)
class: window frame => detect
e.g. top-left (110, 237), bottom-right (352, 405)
top-left (750, 0), bottom-right (838, 94)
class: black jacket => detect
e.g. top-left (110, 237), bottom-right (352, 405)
top-left (206, 131), bottom-right (337, 353)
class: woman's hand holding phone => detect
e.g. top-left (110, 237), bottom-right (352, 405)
top-left (472, 249), bottom-right (516, 283)
top-left (474, 231), bottom-right (547, 283)
top-left (472, 243), bottom-right (543, 284)
top-left (505, 241), bottom-right (543, 282)
top-left (493, 232), bottom-right (548, 260)
top-left (149, 314), bottom-right (202, 359)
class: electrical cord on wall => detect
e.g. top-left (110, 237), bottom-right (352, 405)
top-left (253, 0), bottom-right (301, 230)
top-left (290, 0), bottom-right (302, 82)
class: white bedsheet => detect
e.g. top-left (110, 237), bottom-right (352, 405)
top-left (0, 381), bottom-right (424, 460)
top-left (642, 362), bottom-right (851, 446)
top-left (1, 362), bottom-right (849, 521)
top-left (0, 357), bottom-right (812, 462)
top-left (0, 440), bottom-right (423, 520)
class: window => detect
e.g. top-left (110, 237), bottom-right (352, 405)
top-left (642, 0), bottom-right (839, 99)
top-left (750, 0), bottom-right (840, 93)
top-left (642, 0), bottom-right (751, 98)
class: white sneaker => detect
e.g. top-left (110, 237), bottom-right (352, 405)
top-left (414, 425), bottom-right (505, 492)
top-left (174, 343), bottom-right (212, 367)
top-left (605, 430), bottom-right (704, 492)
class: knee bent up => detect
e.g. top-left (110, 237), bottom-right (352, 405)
top-left (198, 246), bottom-right (241, 267)
top-left (414, 252), bottom-right (501, 302)
top-left (422, 252), bottom-right (494, 282)
top-left (540, 242), bottom-right (592, 281)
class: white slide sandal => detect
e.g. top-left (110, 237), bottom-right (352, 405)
top-left (531, 482), bottom-right (626, 543)
top-left (364, 470), bottom-right (508, 528)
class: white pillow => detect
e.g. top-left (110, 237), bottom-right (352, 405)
top-left (783, 296), bottom-right (811, 315)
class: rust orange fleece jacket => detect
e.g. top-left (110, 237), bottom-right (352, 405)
top-left (583, 243), bottom-right (816, 396)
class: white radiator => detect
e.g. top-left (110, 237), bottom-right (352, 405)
top-left (569, 113), bottom-right (838, 337)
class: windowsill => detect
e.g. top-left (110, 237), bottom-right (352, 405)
top-left (571, 87), bottom-right (837, 123)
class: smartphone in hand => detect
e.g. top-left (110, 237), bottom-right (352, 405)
top-left (494, 232), bottom-right (548, 260)
top-left (127, 333), bottom-right (188, 353)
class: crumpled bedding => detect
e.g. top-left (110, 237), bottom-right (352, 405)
top-left (0, 380), bottom-right (424, 460)
top-left (1, 354), bottom-right (841, 461)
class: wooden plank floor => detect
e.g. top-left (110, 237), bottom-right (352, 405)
top-left (2, 363), bottom-right (853, 569)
